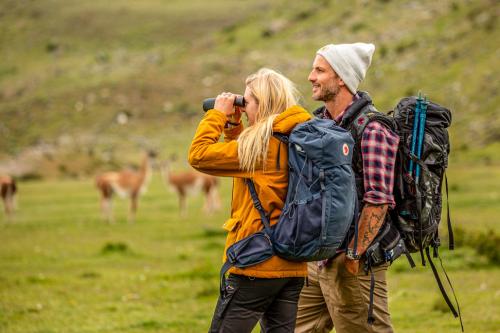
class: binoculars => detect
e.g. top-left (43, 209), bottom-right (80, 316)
top-left (202, 96), bottom-right (246, 112)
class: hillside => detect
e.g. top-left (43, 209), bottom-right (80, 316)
top-left (0, 0), bottom-right (498, 177)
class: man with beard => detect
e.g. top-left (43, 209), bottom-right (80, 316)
top-left (295, 43), bottom-right (398, 333)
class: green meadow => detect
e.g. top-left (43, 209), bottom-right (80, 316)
top-left (1, 0), bottom-right (499, 332)
top-left (1, 162), bottom-right (499, 333)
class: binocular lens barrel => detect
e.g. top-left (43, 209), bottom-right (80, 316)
top-left (202, 96), bottom-right (245, 112)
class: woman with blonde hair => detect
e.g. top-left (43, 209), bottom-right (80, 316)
top-left (189, 68), bottom-right (311, 332)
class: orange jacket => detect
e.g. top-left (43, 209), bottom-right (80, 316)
top-left (188, 106), bottom-right (311, 278)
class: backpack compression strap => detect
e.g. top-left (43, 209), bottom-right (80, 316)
top-left (445, 173), bottom-right (455, 250)
top-left (425, 247), bottom-right (464, 331)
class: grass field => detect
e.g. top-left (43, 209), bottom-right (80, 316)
top-left (1, 162), bottom-right (498, 333)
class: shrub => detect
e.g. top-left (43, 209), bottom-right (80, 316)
top-left (452, 226), bottom-right (500, 265)
top-left (475, 230), bottom-right (500, 265)
top-left (100, 242), bottom-right (130, 255)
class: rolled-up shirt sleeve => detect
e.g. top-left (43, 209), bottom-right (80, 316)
top-left (361, 121), bottom-right (399, 208)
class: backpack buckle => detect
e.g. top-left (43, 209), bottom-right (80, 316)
top-left (346, 248), bottom-right (362, 260)
top-left (319, 169), bottom-right (325, 191)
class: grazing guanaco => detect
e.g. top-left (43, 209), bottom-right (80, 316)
top-left (95, 151), bottom-right (157, 223)
top-left (161, 158), bottom-right (221, 217)
top-left (0, 175), bottom-right (17, 221)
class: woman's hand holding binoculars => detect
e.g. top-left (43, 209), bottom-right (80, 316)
top-left (215, 92), bottom-right (242, 124)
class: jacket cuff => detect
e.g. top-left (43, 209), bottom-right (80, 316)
top-left (224, 122), bottom-right (243, 140)
top-left (205, 109), bottom-right (227, 123)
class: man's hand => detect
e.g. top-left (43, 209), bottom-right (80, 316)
top-left (345, 257), bottom-right (360, 275)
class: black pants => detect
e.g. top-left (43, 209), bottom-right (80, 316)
top-left (209, 274), bottom-right (305, 333)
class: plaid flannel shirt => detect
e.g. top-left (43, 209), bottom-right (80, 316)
top-left (360, 121), bottom-right (399, 208)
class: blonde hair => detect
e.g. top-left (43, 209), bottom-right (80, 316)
top-left (237, 68), bottom-right (300, 173)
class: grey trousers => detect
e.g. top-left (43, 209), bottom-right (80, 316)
top-left (209, 274), bottom-right (305, 333)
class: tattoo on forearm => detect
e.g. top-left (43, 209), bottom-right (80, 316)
top-left (350, 204), bottom-right (388, 253)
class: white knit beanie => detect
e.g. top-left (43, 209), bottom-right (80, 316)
top-left (317, 43), bottom-right (375, 94)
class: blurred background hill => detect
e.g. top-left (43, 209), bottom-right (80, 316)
top-left (0, 0), bottom-right (498, 178)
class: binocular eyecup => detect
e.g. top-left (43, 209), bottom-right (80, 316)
top-left (202, 96), bottom-right (245, 112)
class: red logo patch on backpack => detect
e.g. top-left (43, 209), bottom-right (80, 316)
top-left (343, 143), bottom-right (349, 156)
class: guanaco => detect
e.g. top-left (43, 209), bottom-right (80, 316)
top-left (95, 151), bottom-right (156, 223)
top-left (0, 175), bottom-right (17, 221)
top-left (161, 158), bottom-right (221, 217)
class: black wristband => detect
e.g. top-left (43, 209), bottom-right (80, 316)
top-left (225, 120), bottom-right (241, 128)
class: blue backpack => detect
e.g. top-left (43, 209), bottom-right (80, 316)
top-left (219, 118), bottom-right (357, 294)
top-left (272, 118), bottom-right (357, 261)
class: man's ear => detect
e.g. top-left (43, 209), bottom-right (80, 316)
top-left (338, 77), bottom-right (346, 87)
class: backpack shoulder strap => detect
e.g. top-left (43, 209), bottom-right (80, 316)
top-left (273, 133), bottom-right (289, 144)
top-left (273, 133), bottom-right (289, 170)
top-left (244, 179), bottom-right (273, 236)
top-left (349, 105), bottom-right (395, 142)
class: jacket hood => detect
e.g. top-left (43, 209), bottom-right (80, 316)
top-left (273, 105), bottom-right (311, 134)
